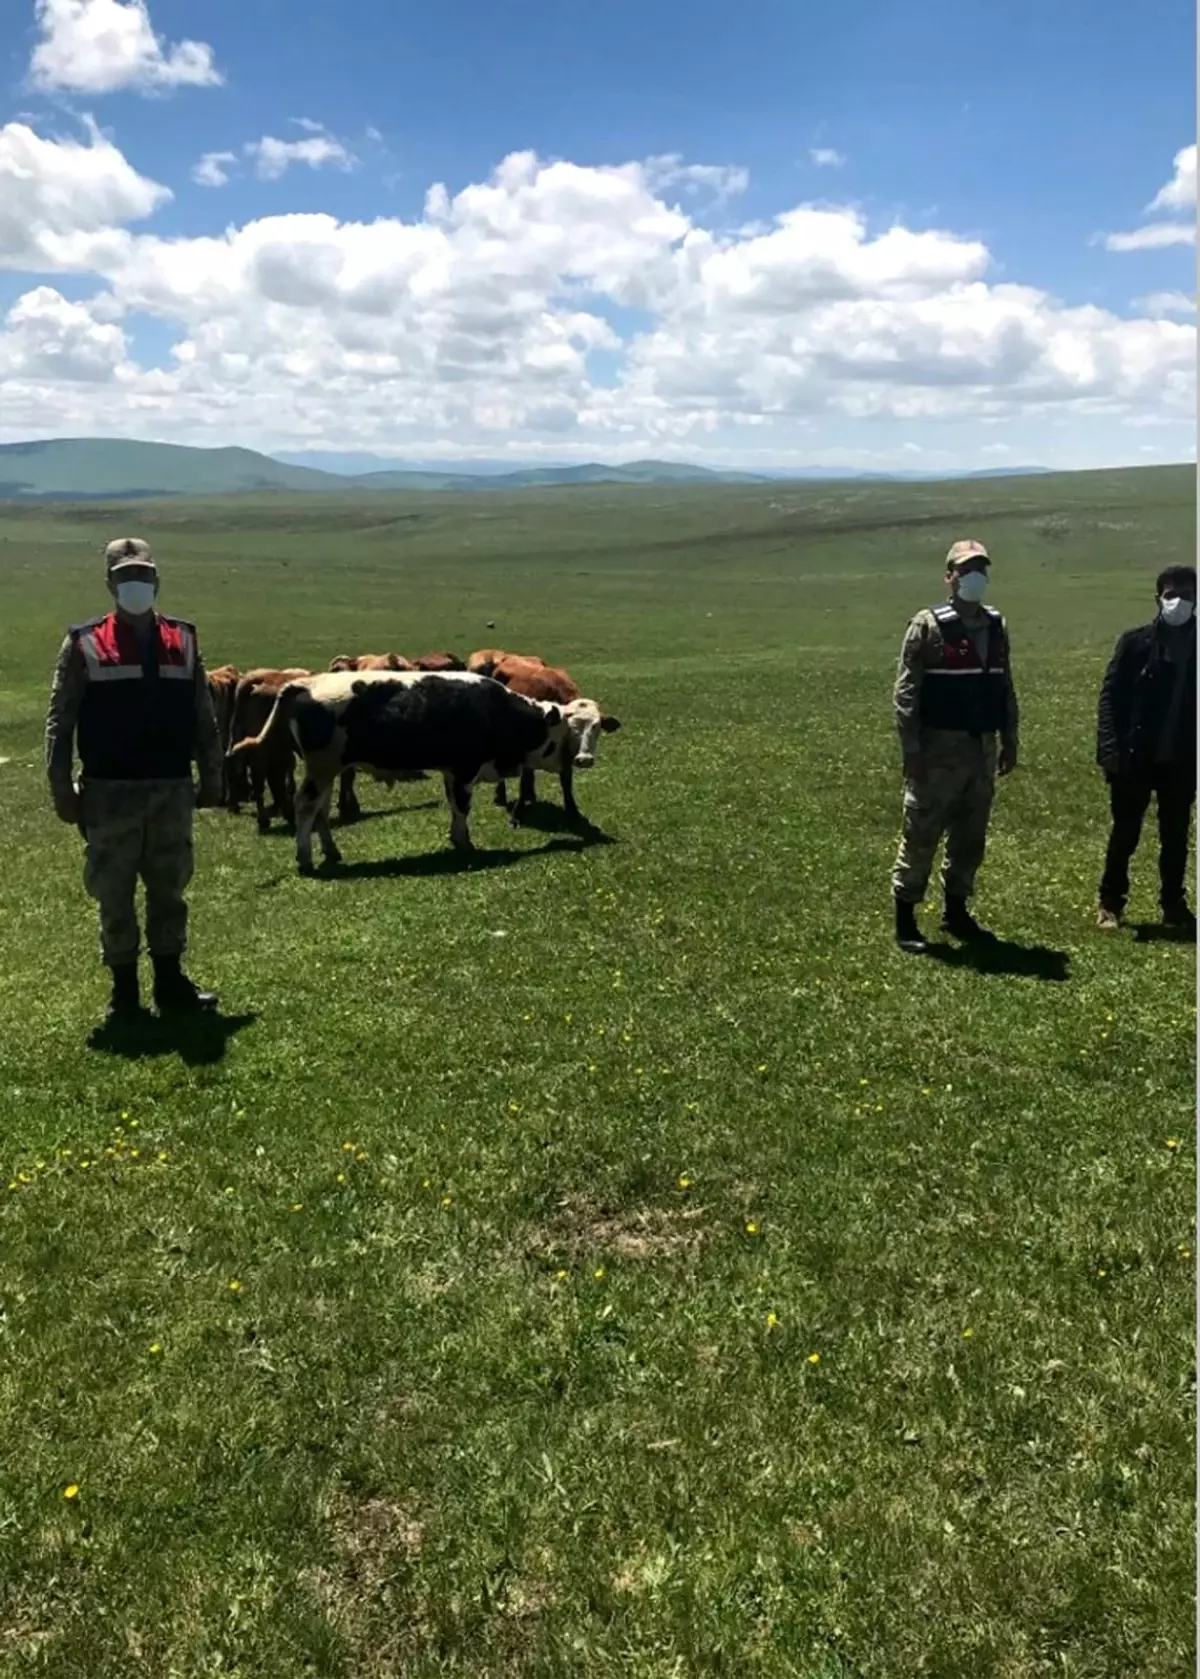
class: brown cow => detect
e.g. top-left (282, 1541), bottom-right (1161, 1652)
top-left (330, 652), bottom-right (413, 673)
top-left (206, 664), bottom-right (240, 804)
top-left (487, 655), bottom-right (621, 825)
top-left (327, 654), bottom-right (422, 819)
top-left (411, 652), bottom-right (466, 672)
top-left (466, 648), bottom-right (542, 678)
top-left (228, 667), bottom-right (310, 830)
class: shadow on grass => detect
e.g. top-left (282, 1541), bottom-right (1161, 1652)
top-left (87, 1009), bottom-right (258, 1065)
top-left (325, 835), bottom-right (603, 880)
top-left (335, 799), bottom-right (443, 827)
top-left (920, 938), bottom-right (1071, 982)
top-left (505, 801), bottom-right (617, 844)
top-left (1132, 921), bottom-right (1196, 945)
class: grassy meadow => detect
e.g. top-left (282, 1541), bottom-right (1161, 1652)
top-left (0, 467), bottom-right (1194, 1678)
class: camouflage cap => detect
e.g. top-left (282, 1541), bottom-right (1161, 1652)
top-left (105, 537), bottom-right (156, 575)
top-left (945, 538), bottom-right (989, 570)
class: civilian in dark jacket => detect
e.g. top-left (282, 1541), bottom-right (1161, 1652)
top-left (1096, 563), bottom-right (1196, 931)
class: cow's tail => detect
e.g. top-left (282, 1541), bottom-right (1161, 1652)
top-left (228, 682), bottom-right (299, 760)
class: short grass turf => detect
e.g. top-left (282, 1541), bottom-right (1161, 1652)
top-left (0, 467), bottom-right (1194, 1679)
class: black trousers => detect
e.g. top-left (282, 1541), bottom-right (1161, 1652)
top-left (1099, 767), bottom-right (1195, 912)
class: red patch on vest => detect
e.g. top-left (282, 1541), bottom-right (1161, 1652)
top-left (88, 612), bottom-right (187, 668)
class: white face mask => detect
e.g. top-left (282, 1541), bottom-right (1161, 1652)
top-left (1160, 595), bottom-right (1194, 628)
top-left (954, 570), bottom-right (988, 604)
top-left (114, 579), bottom-right (157, 615)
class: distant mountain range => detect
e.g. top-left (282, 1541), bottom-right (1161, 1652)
top-left (0, 436), bottom-right (1063, 500)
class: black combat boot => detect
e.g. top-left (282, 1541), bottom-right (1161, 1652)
top-left (106, 962), bottom-right (142, 1019)
top-left (1162, 899), bottom-right (1197, 936)
top-left (942, 894), bottom-right (995, 941)
top-left (894, 896), bottom-right (928, 953)
top-left (152, 955), bottom-right (218, 1012)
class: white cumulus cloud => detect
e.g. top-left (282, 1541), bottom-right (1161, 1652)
top-left (1148, 144), bottom-right (1197, 212)
top-left (810, 148), bottom-right (845, 167)
top-left (30, 0), bottom-right (221, 94)
top-left (246, 134), bottom-right (358, 181)
top-left (0, 133), bottom-right (1192, 459)
top-left (192, 150), bottom-right (237, 188)
top-left (0, 119), bottom-right (169, 271)
top-left (1105, 222), bottom-right (1196, 252)
top-left (1134, 290), bottom-right (1196, 317)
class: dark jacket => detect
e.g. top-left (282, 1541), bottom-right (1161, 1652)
top-left (1096, 620), bottom-right (1196, 778)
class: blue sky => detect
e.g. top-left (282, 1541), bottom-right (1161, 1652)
top-left (0, 0), bottom-right (1194, 469)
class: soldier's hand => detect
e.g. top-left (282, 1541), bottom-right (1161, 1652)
top-left (53, 787), bottom-right (82, 827)
top-left (903, 752), bottom-right (926, 782)
top-left (998, 744), bottom-right (1018, 777)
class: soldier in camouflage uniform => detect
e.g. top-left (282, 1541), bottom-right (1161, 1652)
top-left (891, 539), bottom-right (1019, 952)
top-left (46, 538), bottom-right (225, 1018)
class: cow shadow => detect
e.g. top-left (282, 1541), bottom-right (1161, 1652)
top-left (325, 836), bottom-right (596, 880)
top-left (335, 800), bottom-right (442, 827)
top-left (506, 802), bottom-right (617, 844)
top-left (87, 1009), bottom-right (258, 1066)
top-left (920, 937), bottom-right (1071, 983)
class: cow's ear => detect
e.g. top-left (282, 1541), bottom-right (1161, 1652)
top-left (601, 714), bottom-right (621, 733)
top-left (545, 705), bottom-right (562, 727)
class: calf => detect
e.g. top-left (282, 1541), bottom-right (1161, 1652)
top-left (229, 670), bottom-right (570, 873)
top-left (206, 664), bottom-right (240, 803)
top-left (227, 667), bottom-right (310, 830)
top-left (327, 654), bottom-right (420, 818)
top-left (488, 655), bottom-right (621, 825)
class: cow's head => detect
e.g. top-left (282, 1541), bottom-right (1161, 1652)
top-left (561, 697), bottom-right (621, 770)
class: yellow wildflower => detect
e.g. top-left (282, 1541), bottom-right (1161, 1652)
top-left (63, 1484), bottom-right (79, 1500)
top-left (962, 1327), bottom-right (974, 1339)
top-left (807, 1352), bottom-right (821, 1365)
top-left (149, 1343), bottom-right (162, 1355)
top-left (746, 1221), bottom-right (760, 1236)
top-left (228, 1279), bottom-right (242, 1292)
top-left (766, 1312), bottom-right (779, 1330)
top-left (594, 1267), bottom-right (605, 1280)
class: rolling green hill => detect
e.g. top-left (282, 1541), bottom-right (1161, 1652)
top-left (0, 438), bottom-right (767, 500)
top-left (0, 438), bottom-right (348, 500)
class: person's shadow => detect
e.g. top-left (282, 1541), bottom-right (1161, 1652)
top-left (88, 1009), bottom-right (258, 1066)
top-left (921, 937), bottom-right (1071, 982)
top-left (1132, 921), bottom-right (1197, 945)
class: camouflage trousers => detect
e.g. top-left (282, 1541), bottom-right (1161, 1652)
top-left (80, 779), bottom-right (195, 965)
top-left (892, 732), bottom-right (997, 904)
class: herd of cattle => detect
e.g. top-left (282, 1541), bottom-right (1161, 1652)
top-left (207, 647), bottom-right (622, 872)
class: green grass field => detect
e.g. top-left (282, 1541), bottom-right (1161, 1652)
top-left (0, 468), bottom-right (1194, 1678)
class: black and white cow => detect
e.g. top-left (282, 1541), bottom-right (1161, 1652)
top-left (229, 669), bottom-right (570, 872)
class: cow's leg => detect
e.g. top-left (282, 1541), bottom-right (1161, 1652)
top-left (512, 768), bottom-right (537, 826)
top-left (313, 782), bottom-right (341, 867)
top-left (281, 759), bottom-right (297, 831)
top-left (251, 755), bottom-right (271, 832)
top-left (337, 766), bottom-right (362, 824)
top-left (443, 772), bottom-right (475, 852)
top-left (493, 779), bottom-right (509, 810)
top-left (559, 760), bottom-right (581, 820)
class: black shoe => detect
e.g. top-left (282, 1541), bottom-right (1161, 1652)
top-left (152, 955), bottom-right (218, 1012)
top-left (895, 897), bottom-right (928, 953)
top-left (941, 895), bottom-right (995, 941)
top-left (106, 962), bottom-right (142, 1019)
top-left (1162, 900), bottom-right (1197, 935)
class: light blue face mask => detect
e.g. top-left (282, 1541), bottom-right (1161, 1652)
top-left (955, 570), bottom-right (988, 604)
top-left (115, 580), bottom-right (157, 615)
top-left (1160, 595), bottom-right (1195, 628)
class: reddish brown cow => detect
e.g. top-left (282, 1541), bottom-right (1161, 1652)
top-left (411, 652), bottom-right (466, 672)
top-left (206, 664), bottom-right (240, 803)
top-left (487, 655), bottom-right (620, 824)
top-left (228, 667), bottom-right (310, 830)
